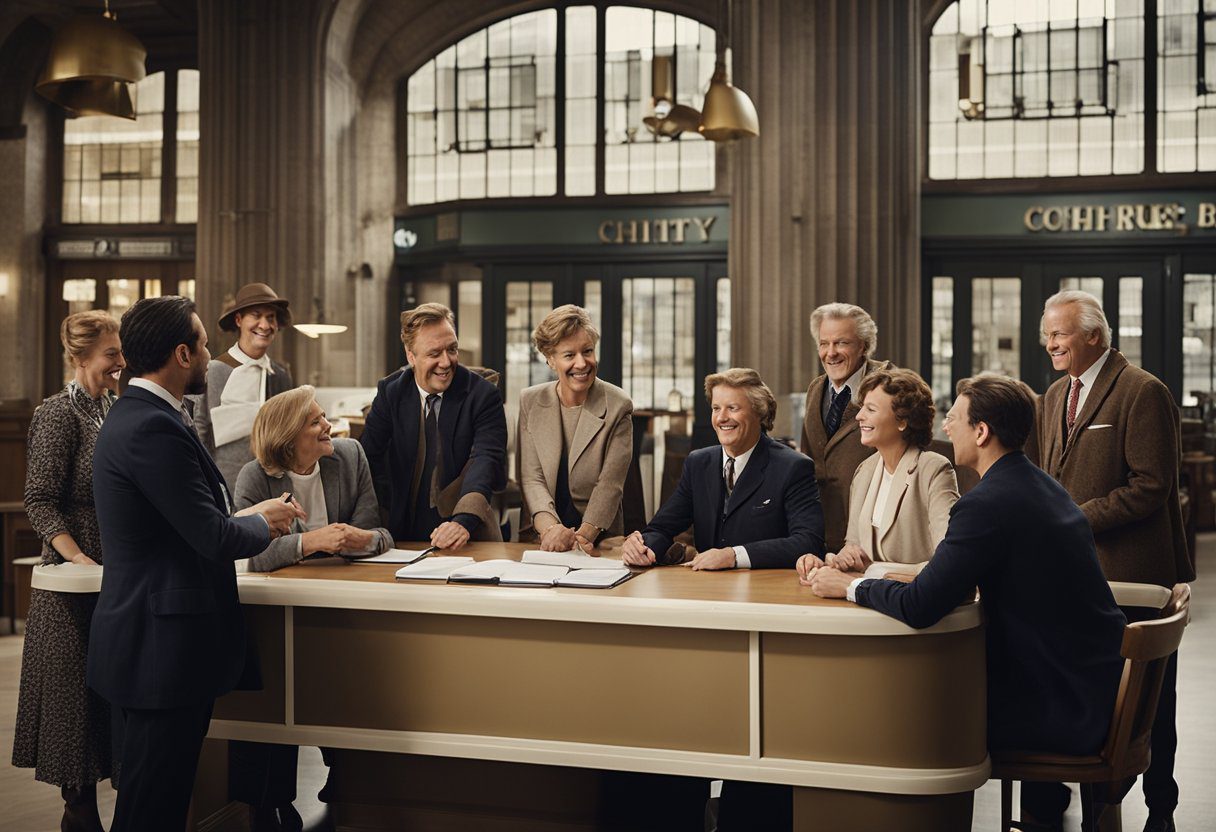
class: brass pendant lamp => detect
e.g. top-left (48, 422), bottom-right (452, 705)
top-left (36, 0), bottom-right (147, 120)
top-left (699, 0), bottom-right (758, 141)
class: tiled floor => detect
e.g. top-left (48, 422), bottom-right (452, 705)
top-left (2, 539), bottom-right (1213, 831)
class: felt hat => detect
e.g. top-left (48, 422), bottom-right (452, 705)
top-left (218, 283), bottom-right (292, 332)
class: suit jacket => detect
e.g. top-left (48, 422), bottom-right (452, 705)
top-left (234, 438), bottom-right (392, 571)
top-left (856, 452), bottom-right (1126, 755)
top-left (518, 379), bottom-right (633, 538)
top-left (88, 385), bottom-right (271, 710)
top-left (359, 363), bottom-right (507, 541)
top-left (190, 355), bottom-right (295, 491)
top-left (642, 434), bottom-right (825, 568)
top-left (801, 358), bottom-right (893, 554)
top-left (845, 447), bottom-right (958, 564)
top-left (1037, 349), bottom-right (1192, 586)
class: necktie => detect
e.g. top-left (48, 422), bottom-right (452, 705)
top-left (424, 394), bottom-right (441, 506)
top-left (724, 456), bottom-right (736, 497)
top-left (1066, 378), bottom-right (1083, 431)
top-left (825, 385), bottom-right (851, 438)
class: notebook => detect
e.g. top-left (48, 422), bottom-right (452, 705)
top-left (521, 550), bottom-right (629, 570)
top-left (351, 548), bottom-right (432, 564)
top-left (554, 568), bottom-right (633, 589)
top-left (395, 556), bottom-right (474, 580)
top-left (447, 560), bottom-right (570, 587)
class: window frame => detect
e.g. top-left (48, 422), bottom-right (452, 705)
top-left (922, 0), bottom-right (1216, 193)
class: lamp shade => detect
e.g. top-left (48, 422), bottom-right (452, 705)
top-left (36, 13), bottom-right (147, 120)
top-left (699, 61), bottom-right (759, 141)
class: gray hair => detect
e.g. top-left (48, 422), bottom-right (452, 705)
top-left (1041, 290), bottom-right (1111, 349)
top-left (809, 303), bottom-right (877, 356)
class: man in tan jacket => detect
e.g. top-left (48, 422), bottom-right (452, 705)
top-left (800, 303), bottom-right (891, 555)
top-left (1035, 289), bottom-right (1192, 832)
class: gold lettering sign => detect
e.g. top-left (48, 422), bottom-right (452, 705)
top-left (598, 216), bottom-right (717, 244)
top-left (1023, 202), bottom-right (1212, 233)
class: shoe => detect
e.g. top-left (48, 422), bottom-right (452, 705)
top-left (1143, 815), bottom-right (1176, 832)
top-left (278, 803), bottom-right (304, 832)
top-left (60, 784), bottom-right (105, 832)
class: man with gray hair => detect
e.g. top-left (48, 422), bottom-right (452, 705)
top-left (1032, 289), bottom-right (1191, 832)
top-left (800, 303), bottom-right (891, 554)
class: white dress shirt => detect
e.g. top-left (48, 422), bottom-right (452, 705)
top-left (870, 464), bottom-right (895, 530)
top-left (417, 383), bottom-right (443, 420)
top-left (1069, 348), bottom-right (1111, 420)
top-left (722, 441), bottom-right (759, 569)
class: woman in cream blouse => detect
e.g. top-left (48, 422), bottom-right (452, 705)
top-left (797, 368), bottom-right (958, 579)
top-left (518, 305), bottom-right (633, 551)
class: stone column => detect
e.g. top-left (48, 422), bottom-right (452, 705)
top-left (728, 0), bottom-right (921, 399)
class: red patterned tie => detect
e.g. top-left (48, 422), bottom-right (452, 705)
top-left (1066, 378), bottom-right (1083, 431)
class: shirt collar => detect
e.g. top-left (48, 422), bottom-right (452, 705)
top-left (229, 343), bottom-right (274, 373)
top-left (723, 437), bottom-right (760, 468)
top-left (128, 378), bottom-right (185, 414)
top-left (417, 382), bottom-right (443, 405)
top-left (831, 362), bottom-right (867, 397)
top-left (1072, 348), bottom-right (1111, 390)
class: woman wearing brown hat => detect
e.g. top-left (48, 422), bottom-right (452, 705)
top-left (190, 283), bottom-right (296, 490)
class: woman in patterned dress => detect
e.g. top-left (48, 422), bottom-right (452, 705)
top-left (12, 310), bottom-right (125, 832)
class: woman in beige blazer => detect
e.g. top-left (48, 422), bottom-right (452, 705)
top-left (797, 368), bottom-right (958, 578)
top-left (518, 305), bottom-right (634, 551)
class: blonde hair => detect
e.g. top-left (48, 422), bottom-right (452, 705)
top-left (704, 368), bottom-right (777, 433)
top-left (532, 304), bottom-right (600, 358)
top-left (251, 385), bottom-right (317, 476)
top-left (399, 303), bottom-right (455, 351)
top-left (1041, 290), bottom-right (1112, 348)
top-left (809, 303), bottom-right (878, 356)
top-left (61, 310), bottom-right (120, 366)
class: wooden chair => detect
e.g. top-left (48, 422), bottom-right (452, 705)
top-left (992, 583), bottom-right (1191, 832)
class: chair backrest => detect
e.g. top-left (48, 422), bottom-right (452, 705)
top-left (1101, 583), bottom-right (1191, 776)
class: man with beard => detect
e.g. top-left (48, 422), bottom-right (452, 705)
top-left (89, 296), bottom-right (302, 830)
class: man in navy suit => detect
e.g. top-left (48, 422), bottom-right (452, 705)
top-left (360, 303), bottom-right (507, 548)
top-left (90, 296), bottom-right (301, 831)
top-left (623, 367), bottom-right (824, 571)
top-left (810, 374), bottom-right (1126, 832)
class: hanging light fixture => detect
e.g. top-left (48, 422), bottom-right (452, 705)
top-left (699, 0), bottom-right (758, 142)
top-left (293, 296), bottom-right (349, 339)
top-left (36, 0), bottom-right (147, 121)
top-left (643, 54), bottom-right (702, 138)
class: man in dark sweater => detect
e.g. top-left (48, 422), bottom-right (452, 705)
top-left (809, 374), bottom-right (1126, 831)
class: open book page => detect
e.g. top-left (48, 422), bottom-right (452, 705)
top-left (862, 561), bottom-right (926, 581)
top-left (395, 556), bottom-right (474, 580)
top-left (353, 548), bottom-right (431, 564)
top-left (447, 559), bottom-right (517, 582)
top-left (521, 550), bottom-right (629, 570)
top-left (497, 563), bottom-right (570, 586)
top-left (555, 568), bottom-right (634, 588)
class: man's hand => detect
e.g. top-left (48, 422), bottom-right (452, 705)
top-left (244, 494), bottom-right (306, 537)
top-left (539, 523), bottom-right (578, 552)
top-left (681, 546), bottom-right (737, 571)
top-left (825, 544), bottom-right (871, 573)
top-left (302, 524), bottom-right (346, 557)
top-left (339, 525), bottom-right (376, 552)
top-left (431, 521), bottom-right (470, 551)
top-left (621, 531), bottom-right (656, 567)
top-left (809, 566), bottom-right (855, 599)
top-left (796, 553), bottom-right (825, 580)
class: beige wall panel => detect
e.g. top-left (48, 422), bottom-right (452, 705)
top-left (792, 786), bottom-right (975, 832)
top-left (763, 630), bottom-right (986, 768)
top-left (213, 604), bottom-right (286, 723)
top-left (294, 608), bottom-right (749, 753)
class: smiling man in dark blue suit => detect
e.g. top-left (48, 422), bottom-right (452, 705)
top-left (360, 303), bottom-right (507, 549)
top-left (623, 367), bottom-right (824, 572)
top-left (90, 296), bottom-right (302, 831)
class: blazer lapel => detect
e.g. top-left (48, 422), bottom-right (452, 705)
top-left (879, 446), bottom-right (919, 541)
top-left (855, 456), bottom-right (883, 540)
top-left (319, 454), bottom-right (341, 522)
top-left (824, 401), bottom-right (861, 454)
top-left (724, 437), bottom-right (770, 518)
top-left (805, 377), bottom-right (829, 455)
top-left (128, 386), bottom-right (229, 512)
top-left (568, 381), bottom-right (607, 467)
top-left (1063, 350), bottom-right (1126, 458)
top-left (531, 384), bottom-right (563, 490)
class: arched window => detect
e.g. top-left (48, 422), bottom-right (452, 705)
top-left (928, 0), bottom-right (1215, 179)
top-left (61, 68), bottom-right (201, 223)
top-left (404, 5), bottom-right (717, 205)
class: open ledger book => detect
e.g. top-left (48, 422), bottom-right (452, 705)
top-left (395, 557), bottom-right (633, 588)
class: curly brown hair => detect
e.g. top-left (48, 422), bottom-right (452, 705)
top-left (856, 368), bottom-right (935, 450)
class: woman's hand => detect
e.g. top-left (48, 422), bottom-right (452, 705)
top-left (796, 553), bottom-right (825, 581)
top-left (301, 524), bottom-right (346, 557)
top-left (825, 544), bottom-right (871, 573)
top-left (69, 552), bottom-right (98, 566)
top-left (539, 523), bottom-right (578, 552)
